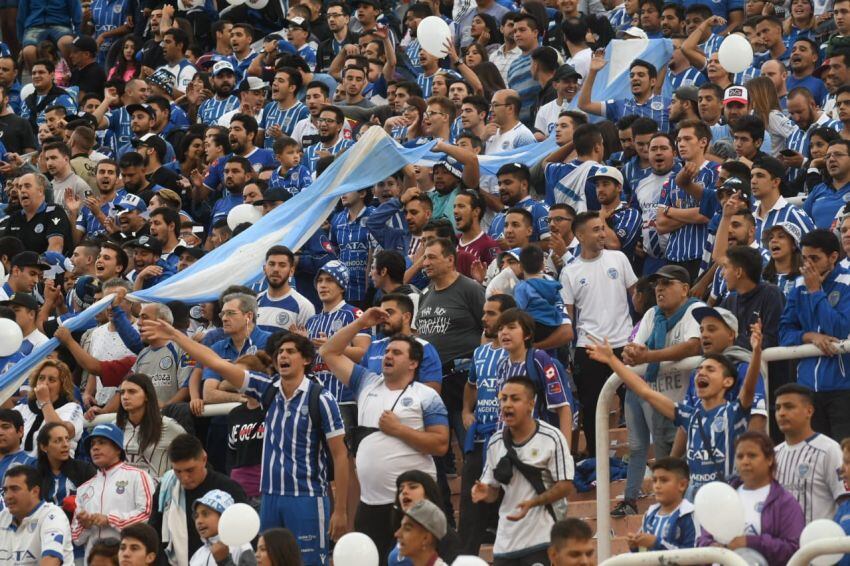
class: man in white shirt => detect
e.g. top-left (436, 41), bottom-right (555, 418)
top-left (490, 13), bottom-right (523, 84)
top-left (484, 89), bottom-right (537, 155)
top-left (561, 211), bottom-right (637, 457)
top-left (256, 245), bottom-right (315, 332)
top-left (156, 28), bottom-right (197, 98)
top-left (0, 465), bottom-right (74, 565)
top-left (563, 18), bottom-right (591, 85)
top-left (472, 377), bottom-right (574, 564)
top-left (774, 383), bottom-right (847, 522)
top-left (534, 65), bottom-right (581, 140)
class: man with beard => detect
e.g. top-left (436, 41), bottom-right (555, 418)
top-left (92, 80), bottom-right (150, 154)
top-left (155, 28), bottom-right (196, 98)
top-left (331, 189), bottom-right (374, 309)
top-left (114, 194), bottom-right (149, 241)
top-left (128, 235), bottom-right (176, 290)
top-left (292, 81), bottom-right (333, 146)
top-left (668, 86), bottom-right (700, 128)
top-left (118, 150), bottom-right (160, 198)
top-left (339, 64), bottom-right (374, 109)
top-left (460, 95), bottom-right (488, 142)
top-left (198, 61), bottom-right (240, 126)
top-left (787, 38), bottom-right (828, 107)
top-left (303, 106), bottom-right (354, 173)
top-left (42, 141), bottom-right (90, 209)
top-left (534, 65), bottom-right (581, 141)
top-left (67, 159), bottom-right (127, 242)
top-left (70, 241), bottom-right (99, 279)
top-left (783, 88), bottom-right (842, 187)
top-left (488, 163), bottom-right (549, 245)
top-left (211, 156), bottom-right (251, 226)
top-left (455, 190), bottom-right (500, 266)
top-left (260, 68), bottom-right (309, 149)
top-left (359, 292), bottom-right (442, 389)
top-left (132, 133), bottom-right (182, 193)
top-left (256, 245), bottom-right (315, 332)
top-left (316, 1), bottom-right (359, 73)
top-left (148, 207), bottom-right (184, 269)
top-left (697, 84), bottom-right (731, 143)
top-left (118, 103), bottom-right (170, 160)
top-left (591, 167), bottom-right (642, 259)
top-left (633, 133), bottom-right (676, 274)
top-left (483, 90), bottom-right (536, 156)
top-left (203, 114), bottom-right (277, 193)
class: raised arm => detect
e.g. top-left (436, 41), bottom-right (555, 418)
top-left (139, 319), bottom-right (247, 389)
top-left (578, 50), bottom-right (606, 117)
top-left (319, 307), bottom-right (388, 386)
top-left (434, 140), bottom-right (479, 189)
top-left (54, 326), bottom-right (103, 376)
top-left (738, 321), bottom-right (762, 410)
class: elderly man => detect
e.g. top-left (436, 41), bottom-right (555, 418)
top-left (2, 173), bottom-right (72, 254)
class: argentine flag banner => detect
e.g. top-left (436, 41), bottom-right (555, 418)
top-left (566, 38), bottom-right (674, 117)
top-left (0, 128), bottom-right (438, 401)
top-left (417, 136), bottom-right (559, 175)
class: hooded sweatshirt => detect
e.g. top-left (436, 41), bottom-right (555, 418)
top-left (514, 277), bottom-right (566, 327)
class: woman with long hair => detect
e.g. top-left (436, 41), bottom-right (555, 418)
top-left (747, 76), bottom-right (799, 157)
top-left (804, 126), bottom-right (840, 192)
top-left (255, 528), bottom-right (302, 566)
top-left (107, 35), bottom-right (141, 82)
top-left (762, 223), bottom-right (803, 297)
top-left (447, 41), bottom-right (505, 100)
top-left (698, 431), bottom-right (804, 564)
top-left (14, 359), bottom-right (84, 458)
top-left (385, 96), bottom-right (428, 146)
top-left (36, 422), bottom-right (96, 516)
top-left (388, 470), bottom-right (460, 565)
top-left (470, 13), bottom-right (503, 54)
top-left (783, 0), bottom-right (817, 46)
top-left (116, 373), bottom-right (186, 478)
top-left (178, 132), bottom-right (206, 178)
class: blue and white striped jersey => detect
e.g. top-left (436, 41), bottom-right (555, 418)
top-left (21, 92), bottom-right (77, 127)
top-left (307, 302), bottom-right (366, 403)
top-left (330, 206), bottom-right (375, 303)
top-left (640, 500), bottom-right (697, 551)
top-left (0, 450), bottom-right (37, 483)
top-left (298, 44), bottom-right (317, 70)
top-left (622, 155), bottom-right (652, 202)
top-left (91, 0), bottom-right (132, 63)
top-left (256, 287), bottom-right (316, 332)
top-left (488, 196), bottom-right (551, 242)
top-left (405, 38), bottom-right (423, 75)
top-left (785, 115), bottom-right (841, 185)
top-left (303, 138), bottom-right (354, 173)
top-left (268, 164), bottom-right (313, 196)
top-left (225, 51), bottom-right (259, 82)
top-left (610, 202), bottom-right (642, 259)
top-left (666, 67), bottom-right (707, 94)
top-left (260, 101), bottom-right (310, 149)
top-left (198, 95), bottom-right (240, 125)
top-left (544, 159), bottom-right (602, 211)
top-left (675, 399), bottom-right (750, 491)
top-left (709, 243), bottom-right (771, 302)
top-left (43, 471), bottom-right (79, 507)
top-left (467, 343), bottom-right (507, 444)
top-left (75, 189), bottom-right (128, 237)
top-left (241, 372), bottom-right (345, 497)
top-left (495, 350), bottom-right (573, 427)
top-left (663, 161), bottom-right (719, 262)
top-left (604, 95), bottom-right (672, 133)
top-left (754, 197), bottom-right (815, 243)
top-left (607, 4), bottom-right (633, 31)
top-left (699, 34), bottom-right (724, 56)
top-left (632, 171), bottom-right (674, 259)
top-left (507, 53), bottom-right (540, 124)
top-left (416, 69), bottom-right (461, 99)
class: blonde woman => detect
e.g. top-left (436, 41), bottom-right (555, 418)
top-left (14, 359), bottom-right (85, 458)
top-left (747, 76), bottom-right (800, 157)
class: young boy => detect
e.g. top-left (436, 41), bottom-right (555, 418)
top-left (119, 524), bottom-right (161, 566)
top-left (513, 244), bottom-right (569, 343)
top-left (835, 439), bottom-right (850, 566)
top-left (587, 321), bottom-right (762, 499)
top-left (190, 490), bottom-right (255, 565)
top-left (268, 137), bottom-right (313, 196)
top-left (628, 457), bottom-right (696, 552)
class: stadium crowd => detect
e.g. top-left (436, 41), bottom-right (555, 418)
top-left (0, 0), bottom-right (850, 563)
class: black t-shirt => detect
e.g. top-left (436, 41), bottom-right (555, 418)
top-left (150, 468), bottom-right (248, 557)
top-left (0, 114), bottom-right (37, 153)
top-left (70, 62), bottom-right (107, 97)
top-left (226, 404), bottom-right (265, 471)
top-left (2, 203), bottom-right (73, 255)
top-left (149, 166), bottom-right (183, 192)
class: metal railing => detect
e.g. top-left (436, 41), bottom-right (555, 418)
top-left (787, 538), bottom-right (850, 566)
top-left (595, 339), bottom-right (850, 561)
top-left (600, 547), bottom-right (750, 565)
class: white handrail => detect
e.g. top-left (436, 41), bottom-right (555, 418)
top-left (787, 537), bottom-right (850, 566)
top-left (595, 339), bottom-right (850, 561)
top-left (84, 402), bottom-right (240, 427)
top-left (600, 547), bottom-right (750, 565)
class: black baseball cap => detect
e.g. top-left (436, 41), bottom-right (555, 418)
top-left (554, 64), bottom-right (581, 82)
top-left (11, 252), bottom-right (50, 271)
top-left (127, 235), bottom-right (163, 255)
top-left (752, 156), bottom-right (787, 180)
top-left (173, 245), bottom-right (206, 260)
top-left (0, 293), bottom-right (39, 311)
top-left (254, 187), bottom-right (293, 206)
top-left (648, 265), bottom-right (691, 285)
top-left (126, 103), bottom-right (156, 119)
top-left (71, 36), bottom-right (98, 55)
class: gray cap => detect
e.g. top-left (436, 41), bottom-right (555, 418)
top-left (674, 85), bottom-right (699, 104)
top-left (648, 264), bottom-right (691, 285)
top-left (404, 500), bottom-right (447, 540)
top-left (693, 306), bottom-right (739, 336)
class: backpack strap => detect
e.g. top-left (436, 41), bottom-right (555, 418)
top-left (307, 379), bottom-right (329, 454)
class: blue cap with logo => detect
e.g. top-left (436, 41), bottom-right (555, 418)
top-left (316, 260), bottom-right (349, 290)
top-left (115, 193), bottom-right (148, 215)
top-left (433, 156), bottom-right (463, 179)
top-left (193, 489), bottom-right (235, 514)
top-left (85, 423), bottom-right (124, 453)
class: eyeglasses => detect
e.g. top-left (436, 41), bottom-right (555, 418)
top-left (826, 152), bottom-right (850, 159)
top-left (423, 111), bottom-right (446, 118)
top-left (327, 12), bottom-right (345, 18)
top-left (316, 117), bottom-right (338, 124)
top-left (220, 310), bottom-right (244, 318)
top-left (490, 103), bottom-right (508, 108)
top-left (547, 216), bottom-right (572, 224)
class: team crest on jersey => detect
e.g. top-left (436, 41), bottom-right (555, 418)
top-left (651, 101), bottom-right (664, 111)
top-left (277, 312), bottom-right (291, 326)
top-left (401, 397), bottom-right (413, 407)
top-left (115, 480), bottom-right (128, 495)
top-left (607, 268), bottom-right (619, 280)
top-left (798, 463), bottom-right (810, 477)
top-left (34, 223), bottom-right (44, 234)
top-left (331, 320), bottom-right (344, 332)
top-left (844, 193), bottom-right (850, 202)
top-left (829, 291), bottom-right (841, 307)
top-left (712, 415), bottom-right (726, 433)
top-left (300, 405), bottom-right (309, 416)
top-left (578, 277), bottom-right (588, 287)
top-left (160, 356), bottom-right (173, 370)
top-left (113, 3), bottom-right (123, 12)
top-left (245, 346), bottom-right (258, 355)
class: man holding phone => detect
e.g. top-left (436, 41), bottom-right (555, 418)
top-left (750, 156), bottom-right (814, 242)
top-left (66, 159), bottom-right (127, 243)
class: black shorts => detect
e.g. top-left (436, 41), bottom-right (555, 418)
top-left (340, 402), bottom-right (357, 453)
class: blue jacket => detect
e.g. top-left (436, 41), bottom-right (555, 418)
top-left (835, 497), bottom-right (850, 566)
top-left (637, 500), bottom-right (696, 551)
top-left (779, 266), bottom-right (850, 391)
top-left (17, 0), bottom-right (82, 42)
top-left (514, 278), bottom-right (566, 327)
top-left (366, 197), bottom-right (410, 255)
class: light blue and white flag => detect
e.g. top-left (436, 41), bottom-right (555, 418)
top-left (566, 38), bottom-right (675, 117)
top-left (417, 136), bottom-right (559, 175)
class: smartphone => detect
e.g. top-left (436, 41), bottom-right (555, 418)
top-left (84, 189), bottom-right (93, 198)
top-left (779, 149), bottom-right (797, 157)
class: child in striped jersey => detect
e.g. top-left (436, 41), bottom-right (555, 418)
top-left (628, 457), bottom-right (696, 552)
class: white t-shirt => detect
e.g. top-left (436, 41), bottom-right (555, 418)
top-left (0, 502), bottom-right (74, 565)
top-left (560, 250), bottom-right (638, 348)
top-left (481, 421), bottom-right (574, 557)
top-left (739, 483), bottom-right (771, 535)
top-left (15, 401), bottom-right (85, 458)
top-left (775, 433), bottom-right (847, 522)
top-left (157, 60), bottom-right (197, 93)
top-left (534, 98), bottom-right (568, 136)
top-left (484, 122), bottom-right (537, 155)
top-left (566, 47), bottom-right (591, 85)
top-left (632, 301), bottom-right (704, 402)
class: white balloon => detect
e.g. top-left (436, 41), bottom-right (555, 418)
top-left (333, 532), bottom-right (379, 566)
top-left (693, 481), bottom-right (745, 544)
top-left (800, 519), bottom-right (846, 566)
top-left (245, 0), bottom-right (268, 9)
top-left (218, 503), bottom-right (260, 546)
top-left (418, 16), bottom-right (452, 58)
top-left (452, 557), bottom-right (489, 566)
top-left (0, 319), bottom-right (23, 357)
top-left (717, 34), bottom-right (754, 74)
top-left (227, 203), bottom-right (263, 230)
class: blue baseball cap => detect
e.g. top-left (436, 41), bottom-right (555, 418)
top-left (316, 260), bottom-right (349, 289)
top-left (433, 156), bottom-right (463, 179)
top-left (193, 489), bottom-right (235, 514)
top-left (85, 423), bottom-right (124, 453)
top-left (115, 193), bottom-right (148, 216)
